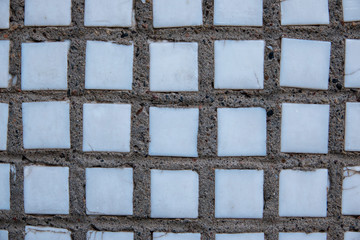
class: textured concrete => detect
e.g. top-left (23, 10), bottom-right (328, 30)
top-left (0, 0), bottom-right (360, 239)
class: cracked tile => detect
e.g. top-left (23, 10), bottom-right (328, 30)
top-left (25, 226), bottom-right (71, 240)
top-left (345, 39), bottom-right (360, 88)
top-left (342, 166), bottom-right (360, 215)
top-left (153, 233), bottom-right (201, 240)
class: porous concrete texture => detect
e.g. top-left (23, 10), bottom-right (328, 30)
top-left (0, 0), bottom-right (360, 239)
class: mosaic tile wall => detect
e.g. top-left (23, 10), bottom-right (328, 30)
top-left (0, 0), bottom-right (360, 239)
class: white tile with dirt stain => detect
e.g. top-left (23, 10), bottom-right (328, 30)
top-left (345, 39), bottom-right (360, 88)
top-left (343, 0), bottom-right (360, 22)
top-left (84, 0), bottom-right (133, 27)
top-left (83, 103), bottom-right (131, 152)
top-left (281, 103), bottom-right (330, 154)
top-left (279, 169), bottom-right (329, 217)
top-left (342, 166), bottom-right (360, 215)
top-left (152, 0), bottom-right (202, 28)
top-left (214, 40), bottom-right (265, 89)
top-left (21, 41), bottom-right (70, 90)
top-left (85, 41), bottom-right (133, 90)
top-left (24, 166), bottom-right (69, 214)
top-left (0, 164), bottom-right (10, 210)
top-left (25, 226), bottom-right (71, 240)
top-left (280, 38), bottom-right (331, 90)
top-left (87, 231), bottom-right (134, 240)
top-left (24, 0), bottom-right (71, 26)
top-left (216, 233), bottom-right (265, 240)
top-left (149, 107), bottom-right (199, 157)
top-left (86, 168), bottom-right (133, 216)
top-left (153, 232), bottom-right (201, 240)
top-left (215, 169), bottom-right (264, 218)
top-left (281, 0), bottom-right (329, 25)
top-left (214, 0), bottom-right (263, 26)
top-left (150, 41), bottom-right (198, 92)
top-left (0, 40), bottom-right (10, 88)
top-left (217, 108), bottom-right (267, 156)
top-left (151, 170), bottom-right (199, 218)
top-left (22, 101), bottom-right (70, 149)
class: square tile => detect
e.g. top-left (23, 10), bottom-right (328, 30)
top-left (0, 103), bottom-right (8, 151)
top-left (345, 102), bottom-right (360, 151)
top-left (216, 233), bottom-right (264, 240)
top-left (86, 168), bottom-right (133, 215)
top-left (0, 164), bottom-right (10, 210)
top-left (153, 233), bottom-right (201, 240)
top-left (84, 0), bottom-right (133, 27)
top-left (25, 226), bottom-right (71, 240)
top-left (83, 103), bottom-right (131, 152)
top-left (343, 0), bottom-right (360, 22)
top-left (0, 230), bottom-right (8, 240)
top-left (281, 0), bottom-right (329, 25)
top-left (217, 108), bottom-right (267, 156)
top-left (85, 41), bottom-right (134, 90)
top-left (0, 0), bottom-right (9, 29)
top-left (214, 0), bottom-right (263, 26)
top-left (281, 103), bottom-right (330, 154)
top-left (215, 169), bottom-right (264, 218)
top-left (21, 41), bottom-right (69, 90)
top-left (215, 40), bottom-right (265, 89)
top-left (24, 166), bottom-right (69, 214)
top-left (152, 0), bottom-right (202, 28)
top-left (151, 170), bottom-right (199, 218)
top-left (150, 42), bottom-right (198, 92)
top-left (279, 169), bottom-right (328, 217)
top-left (22, 101), bottom-right (70, 149)
top-left (345, 232), bottom-right (360, 240)
top-left (24, 0), bottom-right (71, 26)
top-left (342, 166), bottom-right (360, 215)
top-left (280, 38), bottom-right (331, 90)
top-left (279, 233), bottom-right (327, 240)
top-left (87, 231), bottom-right (134, 240)
top-left (345, 39), bottom-right (360, 88)
top-left (149, 107), bottom-right (199, 157)
top-left (0, 40), bottom-right (10, 88)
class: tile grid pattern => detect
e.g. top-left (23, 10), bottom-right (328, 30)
top-left (0, 0), bottom-right (359, 239)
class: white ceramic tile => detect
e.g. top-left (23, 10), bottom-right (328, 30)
top-left (0, 230), bottom-right (8, 240)
top-left (345, 232), bottom-right (360, 240)
top-left (343, 0), bottom-right (360, 22)
top-left (0, 103), bottom-right (8, 151)
top-left (86, 168), bottom-right (133, 215)
top-left (279, 169), bottom-right (329, 217)
top-left (279, 233), bottom-right (327, 240)
top-left (22, 101), bottom-right (70, 149)
top-left (151, 170), bottom-right (199, 218)
top-left (214, 0), bottom-right (262, 26)
top-left (345, 39), bottom-right (360, 88)
top-left (152, 0), bottom-right (202, 28)
top-left (0, 164), bottom-right (10, 210)
top-left (149, 107), bottom-right (199, 157)
top-left (83, 103), bottom-right (131, 152)
top-left (85, 41), bottom-right (133, 90)
top-left (280, 38), bottom-right (331, 90)
top-left (215, 169), bottom-right (264, 218)
top-left (214, 40), bottom-right (264, 89)
top-left (0, 0), bottom-right (9, 29)
top-left (0, 40), bottom-right (10, 88)
top-left (21, 41), bottom-right (69, 90)
top-left (216, 233), bottom-right (264, 240)
top-left (84, 0), bottom-right (133, 27)
top-left (24, 0), bottom-right (71, 26)
top-left (281, 103), bottom-right (330, 154)
top-left (25, 226), bottom-right (71, 240)
top-left (342, 166), bottom-right (360, 215)
top-left (217, 108), bottom-right (266, 156)
top-left (281, 0), bottom-right (329, 25)
top-left (150, 42), bottom-right (198, 92)
top-left (24, 166), bottom-right (69, 214)
top-left (153, 232), bottom-right (201, 240)
top-left (345, 102), bottom-right (360, 151)
top-left (87, 231), bottom-right (134, 240)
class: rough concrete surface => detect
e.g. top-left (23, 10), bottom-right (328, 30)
top-left (0, 0), bottom-right (360, 239)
